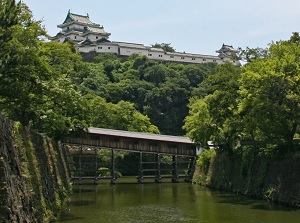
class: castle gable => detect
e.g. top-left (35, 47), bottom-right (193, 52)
top-left (63, 11), bottom-right (92, 25)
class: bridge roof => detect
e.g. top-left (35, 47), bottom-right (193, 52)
top-left (88, 127), bottom-right (194, 144)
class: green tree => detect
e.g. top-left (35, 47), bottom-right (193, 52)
top-left (143, 64), bottom-right (168, 85)
top-left (185, 34), bottom-right (300, 151)
top-left (183, 98), bottom-right (214, 147)
top-left (0, 2), bottom-right (86, 137)
top-left (0, 2), bottom-right (48, 125)
top-left (289, 32), bottom-right (300, 43)
top-left (184, 63), bottom-right (241, 148)
top-left (0, 0), bottom-right (20, 29)
top-left (180, 63), bottom-right (216, 88)
top-left (238, 37), bottom-right (300, 143)
top-left (84, 95), bottom-right (159, 133)
top-left (144, 73), bottom-right (190, 135)
top-left (238, 46), bottom-right (269, 63)
top-left (78, 63), bottom-right (110, 96)
top-left (33, 41), bottom-right (85, 137)
top-left (151, 43), bottom-right (176, 52)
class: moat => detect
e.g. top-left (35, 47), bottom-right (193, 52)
top-left (57, 178), bottom-right (300, 223)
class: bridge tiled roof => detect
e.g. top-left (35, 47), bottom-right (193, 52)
top-left (88, 127), bottom-right (194, 144)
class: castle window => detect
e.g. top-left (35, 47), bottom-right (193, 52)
top-left (213, 59), bottom-right (216, 62)
top-left (181, 57), bottom-right (185, 59)
top-left (170, 56), bottom-right (174, 58)
top-left (74, 36), bottom-right (77, 39)
top-left (203, 59), bottom-right (206, 61)
top-left (96, 36), bottom-right (98, 39)
top-left (192, 58), bottom-right (196, 60)
top-left (159, 55), bottom-right (163, 57)
top-left (108, 47), bottom-right (111, 49)
top-left (98, 47), bottom-right (102, 49)
top-left (148, 54), bottom-right (152, 56)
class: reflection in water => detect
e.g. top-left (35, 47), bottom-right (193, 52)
top-left (58, 179), bottom-right (300, 223)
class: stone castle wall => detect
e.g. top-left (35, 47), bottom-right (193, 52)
top-left (194, 149), bottom-right (300, 207)
top-left (0, 114), bottom-right (70, 222)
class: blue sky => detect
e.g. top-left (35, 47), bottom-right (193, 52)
top-left (23, 0), bottom-right (300, 55)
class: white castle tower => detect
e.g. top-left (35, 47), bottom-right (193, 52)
top-left (52, 10), bottom-right (110, 44)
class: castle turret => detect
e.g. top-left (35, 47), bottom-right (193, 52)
top-left (51, 10), bottom-right (111, 44)
top-left (216, 44), bottom-right (238, 59)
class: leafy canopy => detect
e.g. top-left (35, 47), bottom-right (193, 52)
top-left (185, 33), bottom-right (300, 151)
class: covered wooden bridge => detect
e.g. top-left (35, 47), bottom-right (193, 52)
top-left (61, 127), bottom-right (197, 183)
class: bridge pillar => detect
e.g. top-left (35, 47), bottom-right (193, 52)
top-left (138, 152), bottom-right (144, 183)
top-left (155, 154), bottom-right (161, 183)
top-left (172, 155), bottom-right (179, 183)
top-left (79, 145), bottom-right (83, 185)
top-left (111, 149), bottom-right (116, 184)
top-left (94, 148), bottom-right (98, 184)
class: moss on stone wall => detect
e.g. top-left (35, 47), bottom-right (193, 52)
top-left (0, 114), bottom-right (70, 222)
top-left (194, 147), bottom-right (300, 207)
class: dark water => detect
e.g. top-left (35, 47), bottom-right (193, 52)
top-left (57, 178), bottom-right (300, 223)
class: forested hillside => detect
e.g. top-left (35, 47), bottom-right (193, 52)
top-left (0, 1), bottom-right (218, 138)
top-left (75, 53), bottom-right (217, 135)
top-left (2, 1), bottom-right (300, 151)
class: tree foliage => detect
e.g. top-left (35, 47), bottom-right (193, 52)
top-left (238, 46), bottom-right (269, 63)
top-left (0, 2), bottom-right (160, 138)
top-left (75, 54), bottom-right (216, 135)
top-left (82, 95), bottom-right (159, 133)
top-left (238, 35), bottom-right (300, 142)
top-left (0, 1), bottom-right (223, 139)
top-left (184, 63), bottom-right (241, 148)
top-left (185, 33), bottom-right (300, 151)
top-left (151, 43), bottom-right (176, 52)
top-left (0, 1), bottom-right (48, 126)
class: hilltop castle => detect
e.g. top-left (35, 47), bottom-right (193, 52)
top-left (52, 11), bottom-right (239, 65)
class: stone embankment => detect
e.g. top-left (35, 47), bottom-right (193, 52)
top-left (194, 148), bottom-right (300, 207)
top-left (0, 114), bottom-right (70, 222)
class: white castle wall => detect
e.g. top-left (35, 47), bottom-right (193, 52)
top-left (77, 42), bottom-right (230, 65)
top-left (54, 13), bottom-right (239, 65)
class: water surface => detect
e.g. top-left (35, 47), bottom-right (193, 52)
top-left (58, 178), bottom-right (300, 223)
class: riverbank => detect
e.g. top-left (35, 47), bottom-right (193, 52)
top-left (193, 147), bottom-right (300, 207)
top-left (0, 114), bottom-right (70, 222)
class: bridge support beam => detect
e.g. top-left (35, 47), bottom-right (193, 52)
top-left (155, 154), bottom-right (161, 183)
top-left (94, 147), bottom-right (98, 184)
top-left (79, 145), bottom-right (83, 184)
top-left (111, 149), bottom-right (116, 184)
top-left (172, 155), bottom-right (179, 183)
top-left (138, 152), bottom-right (144, 183)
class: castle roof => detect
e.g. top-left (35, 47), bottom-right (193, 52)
top-left (55, 11), bottom-right (111, 38)
top-left (62, 11), bottom-right (93, 25)
top-left (96, 38), bottom-right (111, 44)
top-left (216, 44), bottom-right (238, 53)
top-left (79, 38), bottom-right (96, 46)
top-left (82, 25), bottom-right (110, 36)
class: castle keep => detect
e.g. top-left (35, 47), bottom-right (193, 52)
top-left (52, 11), bottom-right (239, 65)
